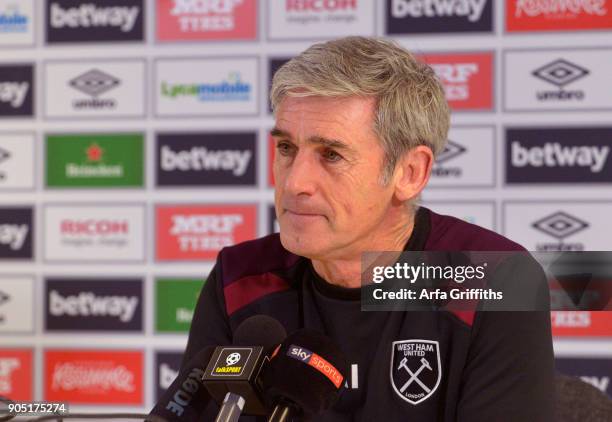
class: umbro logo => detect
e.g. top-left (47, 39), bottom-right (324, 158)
top-left (69, 69), bottom-right (120, 98)
top-left (532, 211), bottom-right (589, 240)
top-left (0, 147), bottom-right (10, 164)
top-left (436, 140), bottom-right (466, 164)
top-left (532, 59), bottom-right (589, 89)
top-left (0, 290), bottom-right (9, 306)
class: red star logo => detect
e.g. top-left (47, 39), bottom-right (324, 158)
top-left (86, 143), bottom-right (103, 162)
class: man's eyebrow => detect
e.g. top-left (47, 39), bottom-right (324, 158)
top-left (270, 128), bottom-right (351, 151)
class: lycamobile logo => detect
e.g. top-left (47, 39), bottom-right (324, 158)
top-left (0, 5), bottom-right (28, 33)
top-left (46, 134), bottom-right (144, 187)
top-left (161, 72), bottom-right (251, 102)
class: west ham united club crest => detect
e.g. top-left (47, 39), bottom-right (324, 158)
top-left (390, 340), bottom-right (441, 405)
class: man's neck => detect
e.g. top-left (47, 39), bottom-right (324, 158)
top-left (311, 212), bottom-right (415, 288)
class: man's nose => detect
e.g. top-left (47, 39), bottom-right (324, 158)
top-left (283, 151), bottom-right (317, 196)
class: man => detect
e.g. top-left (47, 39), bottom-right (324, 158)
top-left (181, 37), bottom-right (554, 421)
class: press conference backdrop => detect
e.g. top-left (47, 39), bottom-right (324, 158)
top-left (0, 0), bottom-right (611, 414)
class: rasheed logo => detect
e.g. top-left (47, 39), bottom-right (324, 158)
top-left (390, 339), bottom-right (441, 405)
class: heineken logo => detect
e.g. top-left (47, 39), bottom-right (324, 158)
top-left (65, 143), bottom-right (123, 179)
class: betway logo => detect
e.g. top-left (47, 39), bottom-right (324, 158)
top-left (170, 214), bottom-right (243, 235)
top-left (51, 362), bottom-right (135, 392)
top-left (0, 82), bottom-right (29, 108)
top-left (161, 145), bottom-right (251, 176)
top-left (170, 0), bottom-right (243, 14)
top-left (49, 290), bottom-right (139, 322)
top-left (286, 0), bottom-right (357, 11)
top-left (0, 224), bottom-right (28, 250)
top-left (392, 0), bottom-right (487, 21)
top-left (431, 63), bottom-right (478, 100)
top-left (514, 0), bottom-right (607, 17)
top-left (60, 220), bottom-right (129, 235)
top-left (511, 141), bottom-right (609, 173)
top-left (50, 2), bottom-right (140, 32)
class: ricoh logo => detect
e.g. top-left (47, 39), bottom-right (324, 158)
top-left (532, 211), bottom-right (588, 251)
top-left (392, 0), bottom-right (487, 21)
top-left (161, 72), bottom-right (251, 102)
top-left (51, 362), bottom-right (135, 392)
top-left (69, 69), bottom-right (120, 110)
top-left (432, 140), bottom-right (466, 177)
top-left (0, 357), bottom-right (19, 394)
top-left (49, 2), bottom-right (141, 33)
top-left (170, 214), bottom-right (243, 251)
top-left (430, 62), bottom-right (478, 101)
top-left (169, 0), bottom-right (243, 31)
top-left (49, 290), bottom-right (139, 323)
top-left (514, 0), bottom-right (607, 17)
top-left (286, 0), bottom-right (358, 11)
top-left (532, 59), bottom-right (589, 102)
top-left (61, 219), bottom-right (129, 235)
top-left (0, 81), bottom-right (29, 108)
top-left (511, 141), bottom-right (609, 173)
top-left (160, 145), bottom-right (251, 176)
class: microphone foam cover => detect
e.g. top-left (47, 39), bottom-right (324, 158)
top-left (262, 329), bottom-right (348, 417)
top-left (233, 315), bottom-right (287, 351)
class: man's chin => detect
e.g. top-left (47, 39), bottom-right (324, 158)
top-left (278, 230), bottom-right (324, 258)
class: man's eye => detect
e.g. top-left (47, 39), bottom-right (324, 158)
top-left (276, 141), bottom-right (294, 156)
top-left (322, 149), bottom-right (342, 162)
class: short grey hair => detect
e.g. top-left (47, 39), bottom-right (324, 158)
top-left (270, 36), bottom-right (450, 185)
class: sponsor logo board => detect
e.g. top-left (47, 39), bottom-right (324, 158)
top-left (504, 49), bottom-right (612, 111)
top-left (46, 133), bottom-right (144, 188)
top-left (156, 204), bottom-right (257, 261)
top-left (44, 60), bottom-right (145, 118)
top-left (155, 278), bottom-right (204, 333)
top-left (0, 133), bottom-right (34, 189)
top-left (44, 204), bottom-right (145, 262)
top-left (387, 0), bottom-right (493, 34)
top-left (154, 351), bottom-right (182, 401)
top-left (0, 64), bottom-right (34, 117)
top-left (44, 349), bottom-right (143, 405)
top-left (156, 0), bottom-right (257, 41)
top-left (156, 132), bottom-right (256, 186)
top-left (0, 276), bottom-right (34, 333)
top-left (556, 357), bottom-right (612, 397)
top-left (0, 0), bottom-right (35, 45)
top-left (423, 202), bottom-right (495, 230)
top-left (268, 57), bottom-right (291, 113)
top-left (420, 52), bottom-right (493, 111)
top-left (0, 207), bottom-right (33, 260)
top-left (0, 349), bottom-right (33, 400)
top-left (268, 0), bottom-right (375, 39)
top-left (155, 57), bottom-right (258, 116)
top-left (45, 278), bottom-right (143, 332)
top-left (268, 204), bottom-right (278, 234)
top-left (429, 126), bottom-right (495, 187)
top-left (46, 0), bottom-right (144, 43)
top-left (507, 0), bottom-right (612, 32)
top-left (551, 311), bottom-right (612, 336)
top-left (505, 127), bottom-right (612, 183)
top-left (503, 202), bottom-right (612, 251)
top-left (268, 133), bottom-right (275, 186)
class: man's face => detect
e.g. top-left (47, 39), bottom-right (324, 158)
top-left (272, 95), bottom-right (398, 260)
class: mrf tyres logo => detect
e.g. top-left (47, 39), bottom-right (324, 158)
top-left (506, 128), bottom-right (612, 184)
top-left (69, 69), bottom-right (120, 110)
top-left (156, 132), bottom-right (256, 186)
top-left (0, 207), bottom-right (33, 259)
top-left (0, 65), bottom-right (33, 117)
top-left (45, 278), bottom-right (143, 332)
top-left (532, 211), bottom-right (589, 251)
top-left (513, 0), bottom-right (608, 18)
top-left (390, 340), bottom-right (441, 405)
top-left (431, 140), bottom-right (466, 177)
top-left (533, 59), bottom-right (590, 102)
top-left (47, 0), bottom-right (144, 43)
top-left (167, 0), bottom-right (244, 32)
top-left (171, 214), bottom-right (243, 252)
top-left (387, 0), bottom-right (492, 34)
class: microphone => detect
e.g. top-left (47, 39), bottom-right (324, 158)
top-left (148, 346), bottom-right (215, 421)
top-left (262, 329), bottom-right (349, 421)
top-left (203, 315), bottom-right (287, 420)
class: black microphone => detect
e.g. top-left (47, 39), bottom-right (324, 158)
top-left (148, 346), bottom-right (215, 421)
top-left (262, 329), bottom-right (349, 421)
top-left (203, 315), bottom-right (287, 420)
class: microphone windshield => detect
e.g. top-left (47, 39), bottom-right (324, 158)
top-left (233, 315), bottom-right (287, 351)
top-left (262, 329), bottom-right (348, 417)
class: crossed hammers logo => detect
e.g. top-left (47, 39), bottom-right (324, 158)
top-left (397, 356), bottom-right (432, 394)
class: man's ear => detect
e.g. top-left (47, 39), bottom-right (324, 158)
top-left (393, 146), bottom-right (434, 202)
